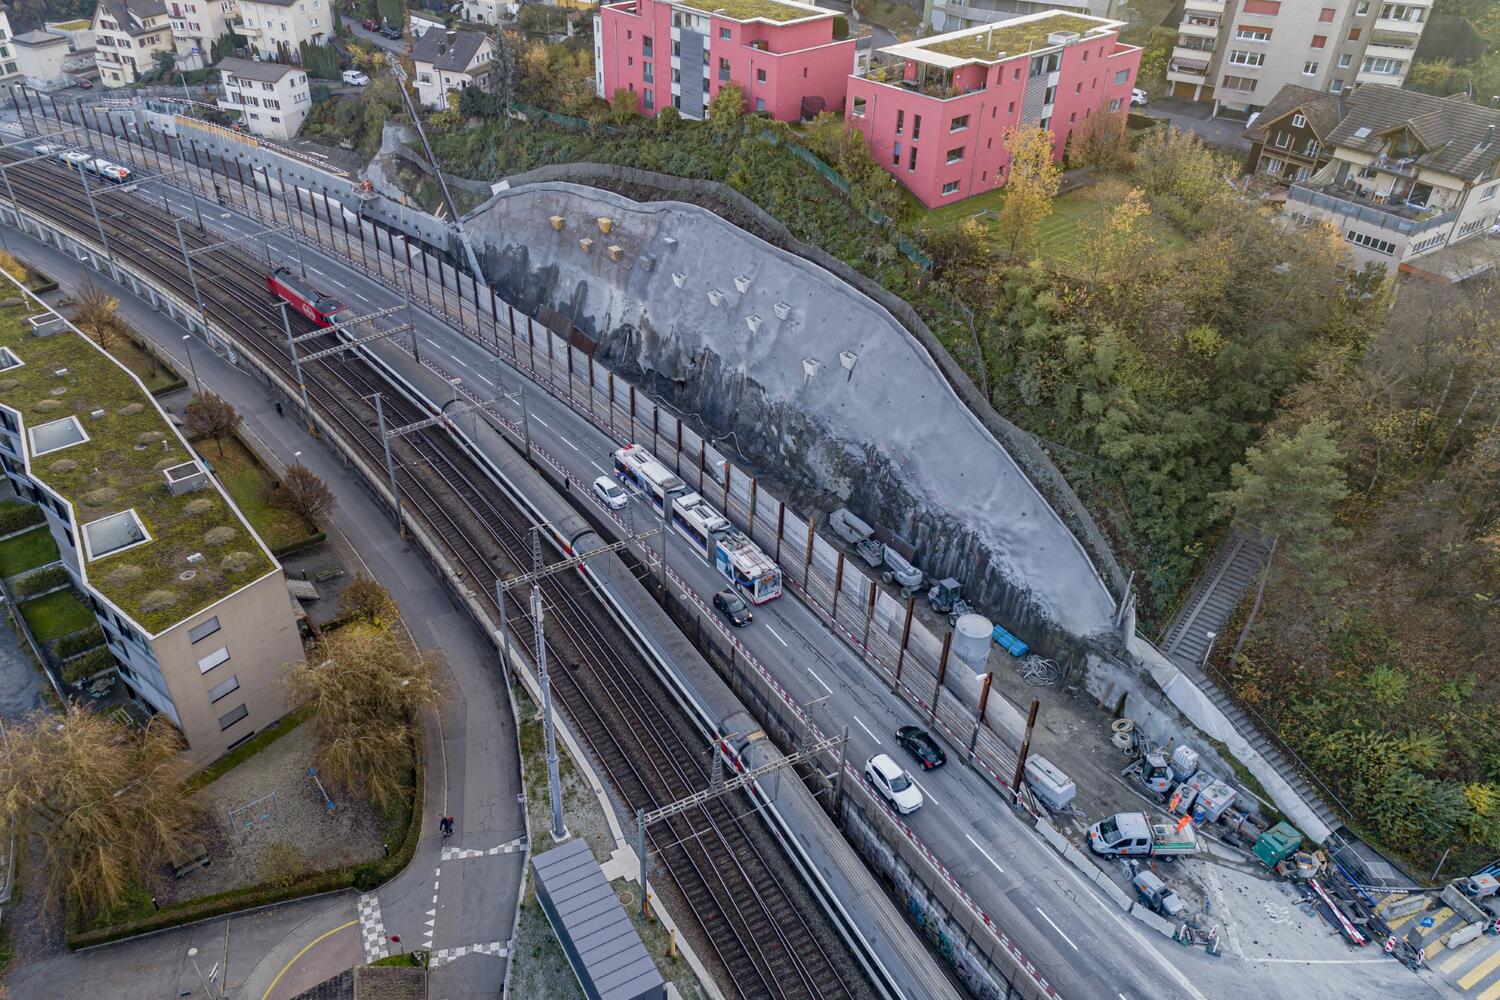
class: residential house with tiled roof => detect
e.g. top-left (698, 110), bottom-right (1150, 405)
top-left (92, 0), bottom-right (172, 87)
top-left (411, 27), bottom-right (494, 110)
top-left (1245, 83), bottom-right (1343, 185)
top-left (1287, 84), bottom-right (1500, 280)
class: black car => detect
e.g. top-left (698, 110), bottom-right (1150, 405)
top-left (896, 725), bottom-right (946, 770)
top-left (379, 24), bottom-right (403, 39)
top-left (712, 589), bottom-right (753, 627)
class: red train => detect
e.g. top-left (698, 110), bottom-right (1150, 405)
top-left (266, 267), bottom-right (350, 328)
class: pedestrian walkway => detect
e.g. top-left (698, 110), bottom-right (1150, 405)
top-left (1394, 904), bottom-right (1500, 999)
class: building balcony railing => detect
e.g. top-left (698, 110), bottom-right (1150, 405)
top-left (1373, 16), bottom-right (1424, 36)
top-left (1289, 182), bottom-right (1457, 237)
top-left (1168, 57), bottom-right (1210, 77)
top-left (1365, 41), bottom-right (1416, 61)
top-left (1183, 0), bottom-right (1225, 10)
top-left (1178, 20), bottom-right (1218, 38)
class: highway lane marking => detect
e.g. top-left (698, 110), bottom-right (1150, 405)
top-left (261, 919), bottom-right (358, 999)
top-left (561, 436), bottom-right (580, 452)
top-left (764, 623), bottom-right (788, 647)
top-left (477, 373), bottom-right (494, 385)
top-left (591, 461), bottom-right (607, 474)
top-left (911, 777), bottom-right (939, 805)
top-left (308, 265), bottom-right (327, 277)
top-left (852, 715), bottom-right (881, 745)
top-left (531, 414), bottom-right (550, 429)
top-left (808, 668), bottom-right (833, 695)
top-left (449, 353), bottom-right (468, 367)
top-left (1035, 907), bottom-right (1078, 951)
top-left (965, 833), bottom-right (1005, 874)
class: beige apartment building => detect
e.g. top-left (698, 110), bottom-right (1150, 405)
top-left (1167, 0), bottom-right (1430, 117)
top-left (217, 56), bottom-right (310, 138)
top-left (0, 277), bottom-right (303, 765)
top-left (0, 8), bottom-right (19, 80)
top-left (93, 0), bottom-right (173, 87)
top-left (169, 0), bottom-right (237, 70)
top-left (236, 0), bottom-right (332, 64)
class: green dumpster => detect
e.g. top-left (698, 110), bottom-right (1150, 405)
top-left (1254, 821), bottom-right (1304, 868)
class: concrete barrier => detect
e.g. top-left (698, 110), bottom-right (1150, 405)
top-left (1128, 904), bottom-right (1178, 938)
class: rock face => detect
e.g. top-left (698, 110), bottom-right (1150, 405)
top-left (464, 182), bottom-right (1118, 642)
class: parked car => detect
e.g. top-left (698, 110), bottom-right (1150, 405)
top-left (591, 475), bottom-right (628, 510)
top-left (864, 753), bottom-right (923, 814)
top-left (379, 24), bottom-right (402, 39)
top-left (341, 69), bottom-right (370, 86)
top-left (1130, 88), bottom-right (1148, 107)
top-left (895, 725), bottom-right (946, 770)
top-left (361, 16), bottom-right (380, 30)
top-left (712, 588), bottom-right (753, 627)
top-left (75, 78), bottom-right (94, 90)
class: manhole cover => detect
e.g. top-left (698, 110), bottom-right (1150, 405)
top-left (179, 570), bottom-right (197, 581)
top-left (617, 891), bottom-right (634, 906)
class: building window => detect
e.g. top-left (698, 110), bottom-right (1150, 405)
top-left (218, 703), bottom-right (249, 731)
top-left (1043, 85), bottom-right (1056, 105)
top-left (1348, 27), bottom-right (1361, 40)
top-left (1355, 1), bottom-right (1369, 13)
top-left (719, 27), bottom-right (730, 39)
top-left (1113, 69), bottom-right (1129, 85)
top-left (950, 114), bottom-right (968, 132)
top-left (908, 146), bottom-right (917, 171)
top-left (1481, 184), bottom-right (1499, 202)
top-left (754, 97), bottom-right (764, 111)
top-left (1319, 6), bottom-right (1335, 21)
top-left (1222, 75), bottom-right (1258, 92)
top-left (198, 645), bottom-right (231, 674)
top-left (1361, 56), bottom-right (1405, 75)
top-left (1007, 101), bottom-right (1015, 113)
top-left (642, 34), bottom-right (652, 55)
top-left (208, 674), bottom-right (239, 703)
top-left (1108, 98), bottom-right (1122, 112)
top-left (946, 147), bottom-right (964, 163)
top-left (1345, 230), bottom-right (1396, 256)
top-left (1235, 26), bottom-right (1271, 41)
top-left (912, 114), bottom-right (921, 139)
top-left (644, 88), bottom-right (654, 109)
top-left (756, 68), bottom-right (766, 83)
top-left (942, 180), bottom-right (960, 196)
top-left (1311, 35), bottom-right (1326, 48)
top-left (1274, 131), bottom-right (1290, 148)
top-left (1305, 139), bottom-right (1320, 156)
top-left (188, 616), bottom-right (221, 643)
top-left (852, 97), bottom-right (866, 117)
top-left (896, 109), bottom-right (904, 134)
top-left (1302, 61), bottom-right (1318, 75)
top-left (1229, 50), bottom-right (1265, 67)
top-left (892, 141), bottom-right (900, 166)
top-left (718, 57), bottom-right (729, 81)
top-left (643, 61), bottom-right (652, 82)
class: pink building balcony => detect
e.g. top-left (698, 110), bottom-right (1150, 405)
top-left (597, 0), bottom-right (862, 121)
top-left (844, 10), bottom-right (1140, 208)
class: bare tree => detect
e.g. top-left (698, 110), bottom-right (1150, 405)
top-left (72, 281), bottom-right (126, 352)
top-left (0, 707), bottom-right (202, 918)
top-left (285, 622), bottom-right (441, 810)
top-left (184, 391), bottom-right (242, 457)
top-left (275, 465), bottom-right (336, 524)
top-left (338, 573), bottom-right (399, 628)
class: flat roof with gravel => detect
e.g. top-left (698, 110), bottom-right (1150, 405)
top-left (0, 274), bottom-right (276, 635)
top-left (882, 11), bottom-right (1120, 68)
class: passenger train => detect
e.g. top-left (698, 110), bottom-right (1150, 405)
top-left (266, 267), bottom-right (351, 328)
top-left (614, 444), bottom-right (783, 605)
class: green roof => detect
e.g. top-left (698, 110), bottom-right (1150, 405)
top-left (0, 290), bottom-right (275, 635)
top-left (922, 13), bottom-right (1102, 62)
top-left (680, 0), bottom-right (819, 23)
top-left (49, 18), bottom-right (92, 28)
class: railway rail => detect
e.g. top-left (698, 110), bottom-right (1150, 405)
top-left (1, 150), bottom-right (872, 1000)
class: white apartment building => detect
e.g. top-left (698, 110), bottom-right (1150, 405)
top-left (217, 56), bottom-right (310, 139)
top-left (92, 0), bottom-right (172, 87)
top-left (0, 7), bottom-right (20, 80)
top-left (13, 29), bottom-right (71, 88)
top-left (461, 0), bottom-right (504, 26)
top-left (1286, 84), bottom-right (1500, 280)
top-left (1167, 0), bottom-right (1430, 117)
top-left (168, 0), bottom-right (236, 70)
top-left (236, 0), bottom-right (331, 64)
top-left (411, 28), bottom-right (494, 110)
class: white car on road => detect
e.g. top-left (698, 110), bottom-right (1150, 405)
top-left (1131, 88), bottom-right (1149, 107)
top-left (865, 753), bottom-right (923, 814)
top-left (342, 70), bottom-right (370, 86)
top-left (592, 476), bottom-right (629, 510)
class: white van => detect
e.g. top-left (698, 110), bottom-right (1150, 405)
top-left (341, 70), bottom-right (370, 86)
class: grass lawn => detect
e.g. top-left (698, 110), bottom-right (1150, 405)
top-left (205, 435), bottom-right (320, 554)
top-left (20, 590), bottom-right (95, 643)
top-left (0, 527), bottom-right (60, 578)
top-left (106, 337), bottom-right (183, 396)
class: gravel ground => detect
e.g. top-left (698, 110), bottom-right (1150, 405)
top-left (156, 722), bottom-right (385, 904)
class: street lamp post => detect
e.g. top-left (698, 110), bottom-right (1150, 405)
top-left (1199, 630), bottom-right (1218, 673)
top-left (180, 334), bottom-right (200, 393)
top-left (278, 302), bottom-right (315, 435)
top-left (186, 946), bottom-right (218, 999)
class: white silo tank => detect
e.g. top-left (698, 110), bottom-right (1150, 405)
top-left (952, 614), bottom-right (993, 673)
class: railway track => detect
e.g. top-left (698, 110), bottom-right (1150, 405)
top-left (2, 150), bottom-right (872, 1000)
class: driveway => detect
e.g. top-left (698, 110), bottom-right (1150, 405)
top-left (342, 14), bottom-right (410, 54)
top-left (1140, 94), bottom-right (1254, 153)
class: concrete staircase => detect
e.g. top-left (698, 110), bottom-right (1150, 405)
top-left (1160, 531), bottom-right (1342, 834)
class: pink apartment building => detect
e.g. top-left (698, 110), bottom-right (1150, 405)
top-left (846, 11), bottom-right (1140, 207)
top-left (594, 0), bottom-right (861, 121)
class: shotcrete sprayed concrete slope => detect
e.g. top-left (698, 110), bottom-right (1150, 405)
top-left (465, 182), bottom-right (1117, 638)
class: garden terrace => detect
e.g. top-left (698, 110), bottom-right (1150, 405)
top-left (678, 0), bottom-right (826, 24)
top-left (0, 294), bottom-right (274, 634)
top-left (910, 13), bottom-right (1107, 64)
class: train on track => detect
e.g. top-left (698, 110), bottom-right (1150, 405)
top-left (32, 144), bottom-right (132, 183)
top-left (614, 443), bottom-right (783, 605)
top-left (266, 267), bottom-right (350, 328)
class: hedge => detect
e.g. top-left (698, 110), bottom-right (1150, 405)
top-left (0, 502), bottom-right (44, 537)
top-left (62, 646), bottom-right (116, 685)
top-left (14, 564), bottom-right (69, 598)
top-left (271, 530), bottom-right (327, 559)
top-left (55, 625), bottom-right (105, 659)
top-left (67, 730), bottom-right (424, 949)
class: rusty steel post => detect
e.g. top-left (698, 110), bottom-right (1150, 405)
top-left (861, 579), bottom-right (877, 660)
top-left (1011, 698), bottom-right (1041, 801)
top-left (748, 478), bottom-right (758, 539)
top-left (893, 594), bottom-right (915, 693)
top-left (803, 516), bottom-right (816, 590)
top-left (774, 503), bottom-right (785, 563)
top-left (930, 631), bottom-right (951, 725)
top-left (832, 551), bottom-right (845, 621)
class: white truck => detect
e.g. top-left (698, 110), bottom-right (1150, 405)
top-left (1087, 812), bottom-right (1199, 860)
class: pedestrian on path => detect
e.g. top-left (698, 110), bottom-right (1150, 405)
top-left (274, 400), bottom-right (283, 417)
top-left (440, 815), bottom-right (454, 837)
